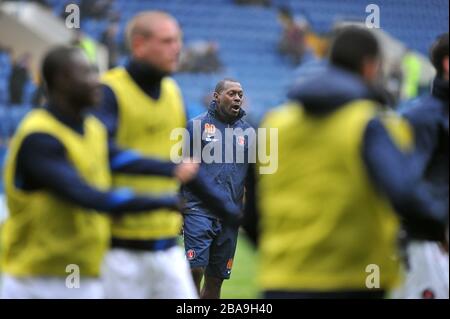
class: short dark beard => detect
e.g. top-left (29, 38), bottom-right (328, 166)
top-left (215, 103), bottom-right (236, 124)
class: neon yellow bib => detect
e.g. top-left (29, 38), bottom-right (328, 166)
top-left (2, 109), bottom-right (111, 277)
top-left (257, 100), bottom-right (413, 291)
top-left (102, 68), bottom-right (186, 239)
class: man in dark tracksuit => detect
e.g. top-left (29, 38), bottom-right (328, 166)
top-left (181, 79), bottom-right (252, 299)
top-left (395, 33), bottom-right (449, 299)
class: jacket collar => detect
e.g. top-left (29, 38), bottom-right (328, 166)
top-left (45, 104), bottom-right (85, 134)
top-left (125, 59), bottom-right (167, 99)
top-left (288, 66), bottom-right (387, 115)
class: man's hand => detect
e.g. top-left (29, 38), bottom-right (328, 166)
top-left (173, 160), bottom-right (199, 184)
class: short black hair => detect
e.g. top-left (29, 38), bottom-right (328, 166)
top-left (42, 46), bottom-right (81, 91)
top-left (430, 33), bottom-right (449, 78)
top-left (329, 26), bottom-right (380, 74)
top-left (214, 78), bottom-right (239, 94)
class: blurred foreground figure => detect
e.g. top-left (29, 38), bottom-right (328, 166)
top-left (243, 27), bottom-right (448, 299)
top-left (0, 47), bottom-right (196, 299)
top-left (393, 33), bottom-right (449, 299)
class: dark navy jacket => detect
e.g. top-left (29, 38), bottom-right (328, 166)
top-left (182, 101), bottom-right (253, 218)
top-left (401, 77), bottom-right (449, 240)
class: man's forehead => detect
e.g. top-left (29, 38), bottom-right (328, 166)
top-left (223, 81), bottom-right (243, 92)
top-left (136, 15), bottom-right (179, 36)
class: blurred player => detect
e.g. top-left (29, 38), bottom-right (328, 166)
top-left (0, 46), bottom-right (197, 299)
top-left (181, 79), bottom-right (252, 299)
top-left (394, 33), bottom-right (449, 299)
top-left (96, 11), bottom-right (240, 299)
top-left (243, 27), bottom-right (448, 299)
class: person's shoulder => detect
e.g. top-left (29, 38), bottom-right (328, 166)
top-left (374, 112), bottom-right (414, 152)
top-left (259, 102), bottom-right (303, 128)
top-left (162, 76), bottom-right (182, 91)
top-left (402, 94), bottom-right (443, 125)
top-left (101, 66), bottom-right (127, 82)
top-left (20, 132), bottom-right (65, 157)
top-left (15, 108), bottom-right (56, 134)
top-left (186, 112), bottom-right (208, 127)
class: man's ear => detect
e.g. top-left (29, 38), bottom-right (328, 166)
top-left (131, 34), bottom-right (146, 59)
top-left (213, 92), bottom-right (219, 101)
top-left (362, 57), bottom-right (380, 83)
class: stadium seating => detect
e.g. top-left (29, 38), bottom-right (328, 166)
top-left (272, 0), bottom-right (449, 53)
top-left (68, 0), bottom-right (450, 121)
